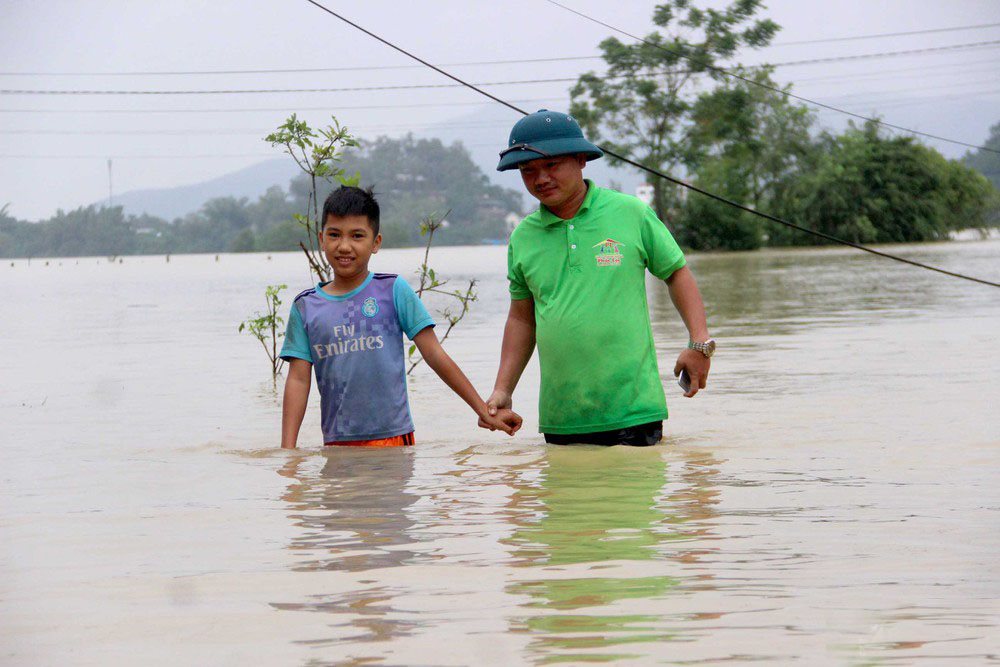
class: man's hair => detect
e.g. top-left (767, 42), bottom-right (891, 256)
top-left (321, 186), bottom-right (380, 235)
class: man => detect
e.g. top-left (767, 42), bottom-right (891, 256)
top-left (480, 109), bottom-right (714, 446)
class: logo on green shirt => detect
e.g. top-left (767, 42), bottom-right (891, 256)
top-left (593, 238), bottom-right (624, 266)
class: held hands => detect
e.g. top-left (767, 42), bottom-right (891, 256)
top-left (477, 389), bottom-right (520, 435)
top-left (479, 407), bottom-right (523, 435)
top-left (674, 348), bottom-right (710, 398)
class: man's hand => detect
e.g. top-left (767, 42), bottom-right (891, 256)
top-left (478, 389), bottom-right (513, 430)
top-left (673, 348), bottom-right (710, 398)
top-left (479, 408), bottom-right (523, 435)
top-left (486, 389), bottom-right (513, 416)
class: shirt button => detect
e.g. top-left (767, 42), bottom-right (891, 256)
top-left (569, 224), bottom-right (575, 230)
top-left (571, 244), bottom-right (577, 249)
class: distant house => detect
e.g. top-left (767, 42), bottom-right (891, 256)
top-left (505, 212), bottom-right (521, 233)
top-left (635, 184), bottom-right (654, 206)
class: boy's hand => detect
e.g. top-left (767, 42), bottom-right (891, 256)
top-left (479, 408), bottom-right (523, 436)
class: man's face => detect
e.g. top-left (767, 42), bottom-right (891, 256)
top-left (517, 154), bottom-right (587, 210)
top-left (319, 214), bottom-right (381, 283)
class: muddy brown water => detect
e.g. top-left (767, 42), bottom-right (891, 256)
top-left (2, 241), bottom-right (998, 665)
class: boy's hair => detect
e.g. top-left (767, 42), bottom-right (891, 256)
top-left (321, 186), bottom-right (380, 235)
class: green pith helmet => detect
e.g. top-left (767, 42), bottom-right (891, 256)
top-left (496, 109), bottom-right (604, 172)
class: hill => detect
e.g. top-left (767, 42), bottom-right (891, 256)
top-left (101, 158), bottom-right (298, 221)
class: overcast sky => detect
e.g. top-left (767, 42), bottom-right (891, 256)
top-left (1, 0), bottom-right (998, 220)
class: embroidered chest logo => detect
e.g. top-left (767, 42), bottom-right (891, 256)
top-left (361, 296), bottom-right (379, 318)
top-left (593, 238), bottom-right (625, 267)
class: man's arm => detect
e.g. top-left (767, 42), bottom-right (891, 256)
top-left (281, 358), bottom-right (312, 448)
top-left (484, 297), bottom-right (537, 416)
top-left (665, 266), bottom-right (711, 398)
top-left (413, 327), bottom-right (522, 435)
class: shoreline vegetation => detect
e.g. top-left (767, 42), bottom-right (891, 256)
top-left (2, 121), bottom-right (998, 262)
top-left (6, 232), bottom-right (998, 265)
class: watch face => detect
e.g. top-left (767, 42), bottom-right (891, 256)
top-left (706, 339), bottom-right (716, 356)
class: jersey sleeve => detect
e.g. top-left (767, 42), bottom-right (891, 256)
top-left (507, 240), bottom-right (532, 300)
top-left (639, 204), bottom-right (687, 280)
top-left (393, 277), bottom-right (435, 340)
top-left (279, 301), bottom-right (314, 363)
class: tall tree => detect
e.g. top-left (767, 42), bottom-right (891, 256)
top-left (963, 121), bottom-right (1000, 190)
top-left (569, 0), bottom-right (779, 229)
top-left (780, 121), bottom-right (995, 245)
top-left (679, 67), bottom-right (816, 249)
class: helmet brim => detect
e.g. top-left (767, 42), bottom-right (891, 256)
top-left (496, 137), bottom-right (603, 172)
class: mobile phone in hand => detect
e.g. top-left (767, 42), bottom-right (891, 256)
top-left (677, 369), bottom-right (691, 393)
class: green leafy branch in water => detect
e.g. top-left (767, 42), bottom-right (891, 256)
top-left (264, 114), bottom-right (360, 283)
top-left (244, 114), bottom-right (357, 383)
top-left (407, 211), bottom-right (478, 375)
top-left (239, 283), bottom-right (287, 385)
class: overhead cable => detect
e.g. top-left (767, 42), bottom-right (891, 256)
top-left (2, 39), bottom-right (997, 77)
top-left (0, 77), bottom-right (574, 95)
top-left (5, 41), bottom-right (998, 97)
top-left (770, 21), bottom-right (1000, 46)
top-left (0, 97), bottom-right (564, 114)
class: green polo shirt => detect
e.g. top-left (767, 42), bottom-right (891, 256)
top-left (507, 181), bottom-right (686, 434)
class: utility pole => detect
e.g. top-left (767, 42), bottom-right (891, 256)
top-left (107, 158), bottom-right (113, 207)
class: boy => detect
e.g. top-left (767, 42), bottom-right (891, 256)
top-left (279, 186), bottom-right (521, 449)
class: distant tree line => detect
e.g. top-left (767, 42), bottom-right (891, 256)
top-left (0, 135), bottom-right (524, 259)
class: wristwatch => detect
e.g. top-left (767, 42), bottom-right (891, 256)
top-left (688, 338), bottom-right (716, 358)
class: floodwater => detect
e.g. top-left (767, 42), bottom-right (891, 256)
top-left (2, 241), bottom-right (998, 665)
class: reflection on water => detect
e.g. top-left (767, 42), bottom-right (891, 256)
top-left (505, 446), bottom-right (723, 663)
top-left (271, 448), bottom-right (420, 644)
top-left (279, 448), bottom-right (419, 572)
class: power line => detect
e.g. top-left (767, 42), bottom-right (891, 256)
top-left (542, 0), bottom-right (1000, 156)
top-left (2, 58), bottom-right (996, 116)
top-left (5, 78), bottom-right (998, 130)
top-left (0, 119), bottom-right (514, 136)
top-left (0, 56), bottom-right (597, 77)
top-left (789, 57), bottom-right (1000, 86)
top-left (0, 97), bottom-right (564, 115)
top-left (769, 21), bottom-right (1000, 47)
top-left (0, 77), bottom-right (575, 95)
top-left (5, 82), bottom-right (997, 135)
top-left (2, 39), bottom-right (996, 79)
top-left (4, 40), bottom-right (999, 98)
top-left (0, 153), bottom-right (276, 159)
top-left (297, 0), bottom-right (999, 289)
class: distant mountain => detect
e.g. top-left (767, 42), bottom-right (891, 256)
top-left (105, 158), bottom-right (298, 221)
top-left (104, 106), bottom-right (647, 222)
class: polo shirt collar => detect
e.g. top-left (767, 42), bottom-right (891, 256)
top-left (538, 179), bottom-right (598, 226)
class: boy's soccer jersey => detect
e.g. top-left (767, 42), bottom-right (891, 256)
top-left (279, 272), bottom-right (434, 443)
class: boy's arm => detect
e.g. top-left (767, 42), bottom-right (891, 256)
top-left (484, 297), bottom-right (536, 416)
top-left (412, 327), bottom-right (521, 435)
top-left (281, 358), bottom-right (312, 448)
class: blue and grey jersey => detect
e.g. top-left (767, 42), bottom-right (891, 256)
top-left (279, 272), bottom-right (434, 443)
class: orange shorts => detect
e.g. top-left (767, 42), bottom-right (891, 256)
top-left (324, 432), bottom-right (415, 448)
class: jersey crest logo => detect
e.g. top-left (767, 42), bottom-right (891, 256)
top-left (593, 238), bottom-right (624, 266)
top-left (361, 297), bottom-right (379, 318)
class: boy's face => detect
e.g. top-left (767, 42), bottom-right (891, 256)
top-left (319, 215), bottom-right (382, 284)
